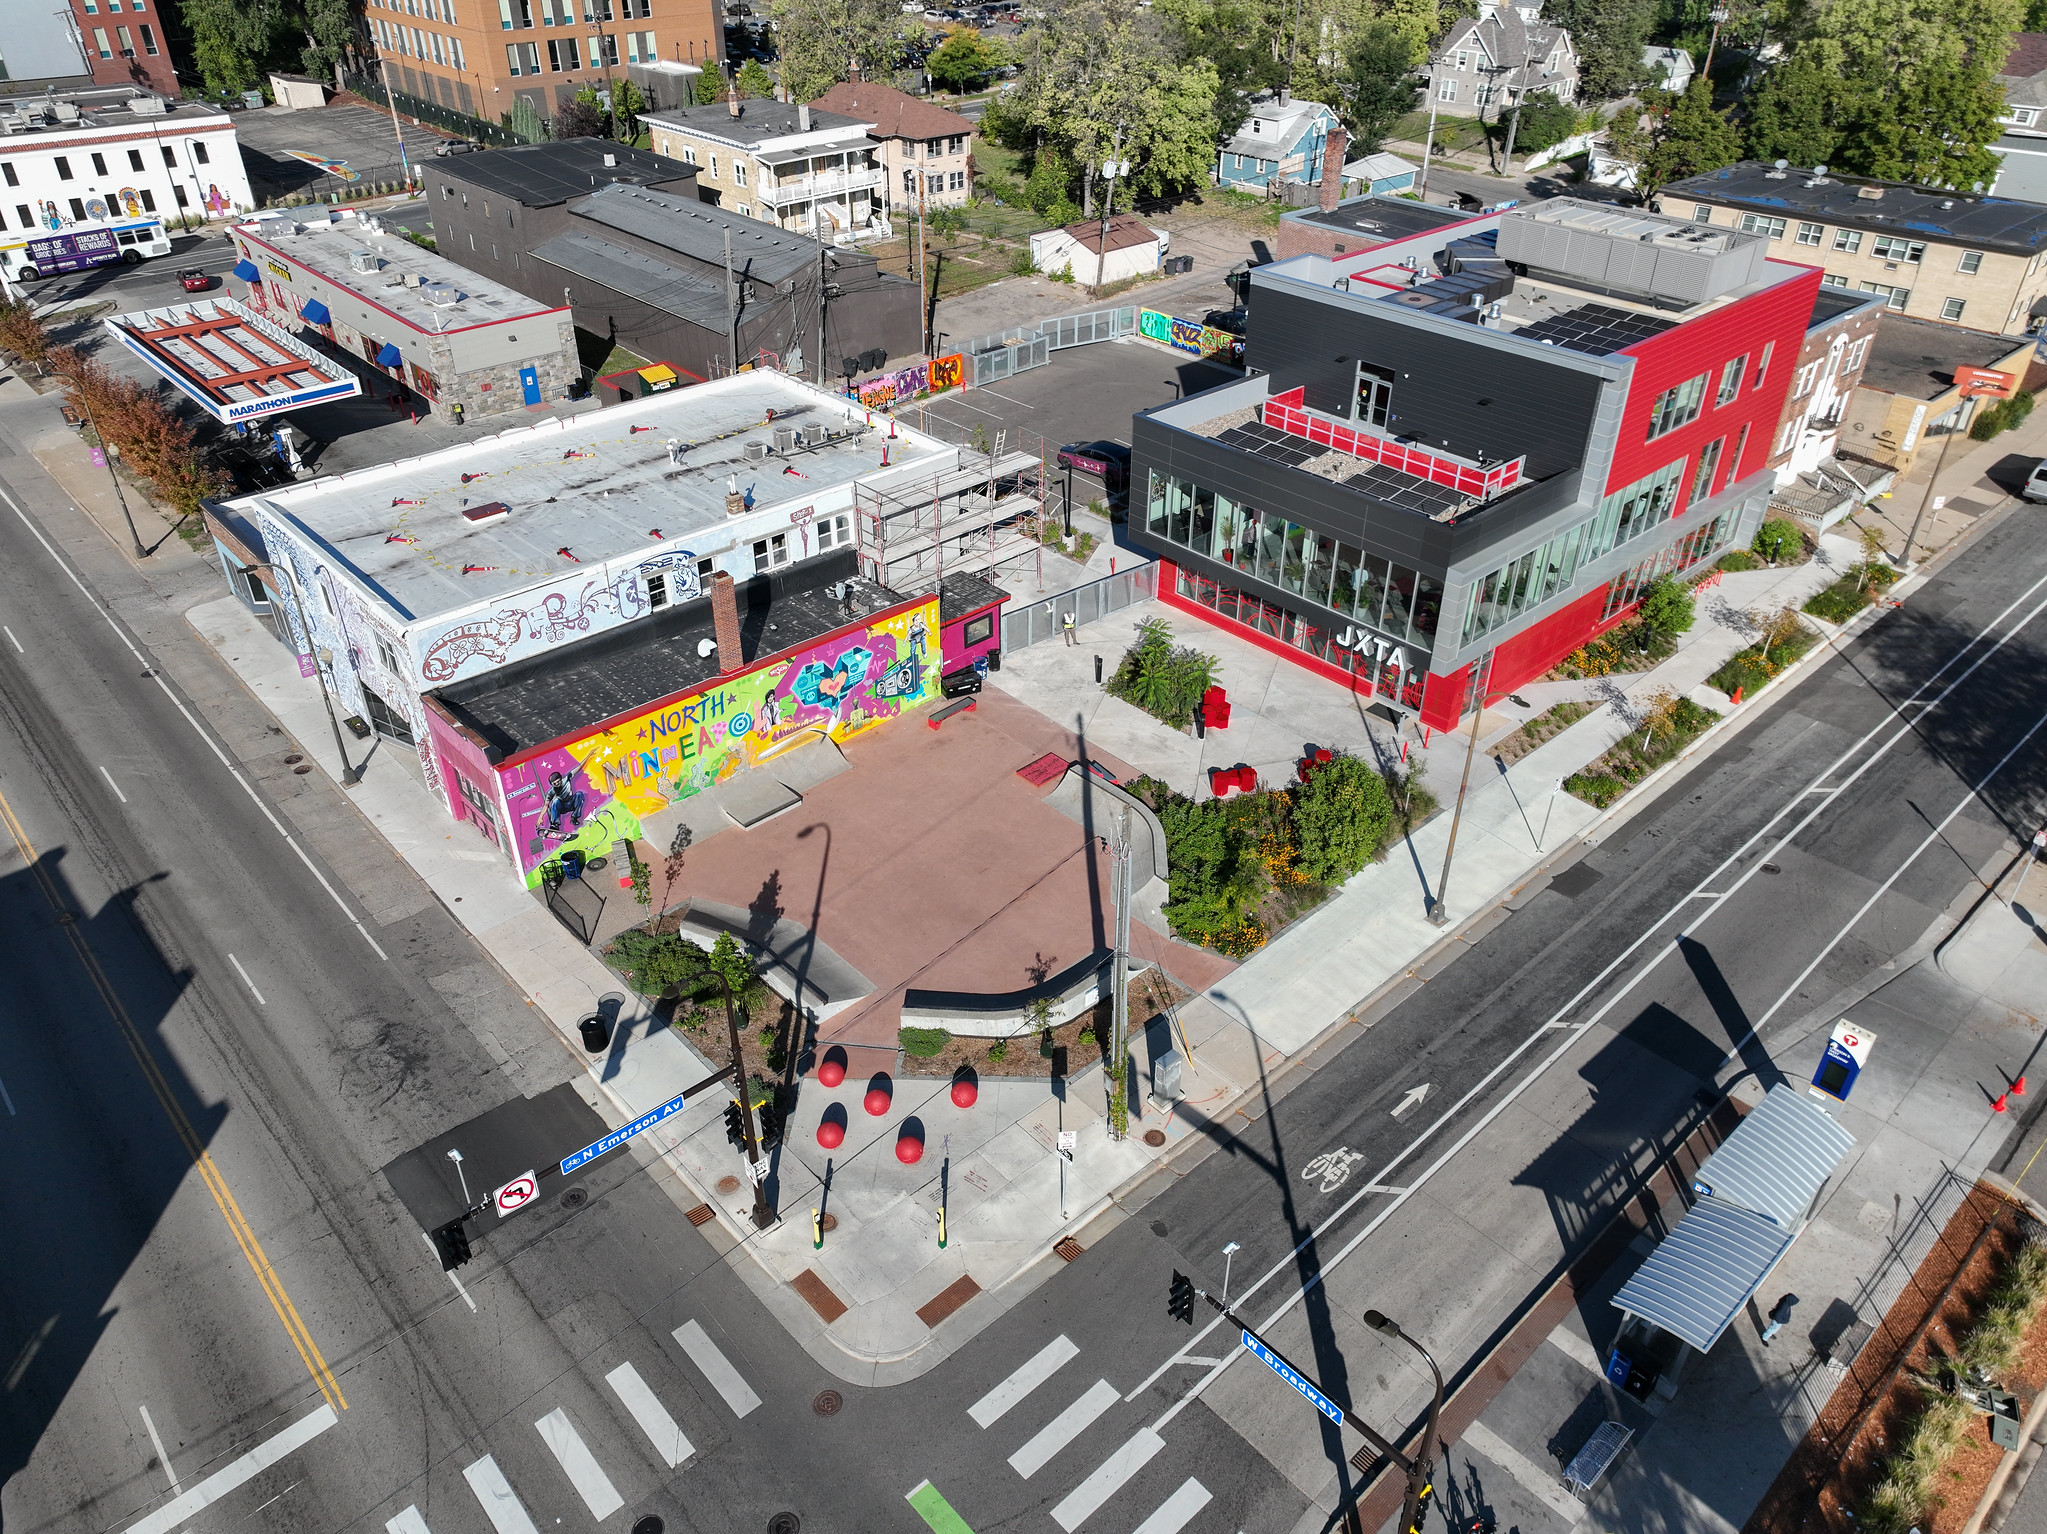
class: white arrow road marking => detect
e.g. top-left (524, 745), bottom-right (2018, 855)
top-left (1391, 1084), bottom-right (1430, 1120)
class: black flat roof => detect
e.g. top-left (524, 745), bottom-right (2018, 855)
top-left (1286, 196), bottom-right (1475, 241)
top-left (1858, 312), bottom-right (2033, 399)
top-left (1663, 162), bottom-right (2047, 257)
top-left (432, 138), bottom-right (698, 207)
top-left (1809, 286), bottom-right (1883, 329)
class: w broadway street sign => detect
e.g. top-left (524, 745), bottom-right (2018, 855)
top-left (1243, 1329), bottom-right (1345, 1427)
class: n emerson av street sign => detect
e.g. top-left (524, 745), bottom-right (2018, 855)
top-left (558, 1063), bottom-right (734, 1175)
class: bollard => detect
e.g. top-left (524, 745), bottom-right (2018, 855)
top-left (577, 1012), bottom-right (611, 1053)
top-left (938, 1204), bottom-right (947, 1248)
top-left (951, 1075), bottom-right (978, 1108)
top-left (818, 1046), bottom-right (847, 1088)
top-left (812, 1208), bottom-right (824, 1249)
top-left (1095, 654), bottom-right (1103, 684)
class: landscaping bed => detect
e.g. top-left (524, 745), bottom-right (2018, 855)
top-left (1491, 700), bottom-right (1593, 766)
top-left (1803, 561), bottom-right (1899, 624)
top-left (1564, 693), bottom-right (1719, 809)
top-left (1743, 1184), bottom-right (2047, 1534)
top-left (895, 972), bottom-right (1190, 1080)
top-left (602, 917), bottom-right (793, 1087)
top-left (1717, 516), bottom-right (1814, 574)
top-left (1548, 616), bottom-right (1677, 679)
top-left (1708, 610), bottom-right (1819, 699)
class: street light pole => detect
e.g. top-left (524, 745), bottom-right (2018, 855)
top-left (708, 970), bottom-right (775, 1229)
top-left (52, 373), bottom-right (147, 558)
top-left (1428, 655), bottom-right (1491, 926)
top-left (1364, 1309), bottom-right (1445, 1534)
top-left (245, 560), bottom-right (363, 787)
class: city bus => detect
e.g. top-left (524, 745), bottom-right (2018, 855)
top-left (0, 217), bottom-right (174, 281)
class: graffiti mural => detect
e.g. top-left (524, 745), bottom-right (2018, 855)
top-left (497, 597), bottom-right (941, 884)
top-left (1139, 309), bottom-right (1245, 365)
top-left (855, 363), bottom-right (932, 412)
top-left (927, 354), bottom-right (964, 393)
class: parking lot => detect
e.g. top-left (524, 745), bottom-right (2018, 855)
top-left (234, 105), bottom-right (451, 203)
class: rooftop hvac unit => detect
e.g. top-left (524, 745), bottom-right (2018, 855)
top-left (129, 94), bottom-right (169, 116)
top-left (1855, 185), bottom-right (1885, 201)
top-left (773, 424), bottom-right (798, 453)
top-left (52, 101), bottom-right (80, 122)
top-left (422, 283), bottom-right (462, 306)
top-left (800, 422), bottom-right (828, 446)
top-left (349, 249), bottom-right (380, 274)
top-left (742, 440), bottom-right (769, 463)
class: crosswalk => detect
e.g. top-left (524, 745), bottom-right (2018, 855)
top-left (917, 1334), bottom-right (1214, 1534)
top-left (390, 1321), bottom-right (757, 1534)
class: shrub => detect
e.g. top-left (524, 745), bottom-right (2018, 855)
top-left (0, 295), bottom-right (52, 367)
top-left (1717, 548), bottom-right (1758, 573)
top-left (1804, 563), bottom-right (1897, 622)
top-left (1968, 393), bottom-right (2032, 441)
top-left (708, 930), bottom-right (756, 1001)
top-left (1008, 248), bottom-right (1036, 277)
top-left (1292, 754), bottom-right (1397, 885)
top-left (1750, 518), bottom-right (1805, 564)
top-left (1635, 574), bottom-right (1695, 636)
top-left (1107, 617), bottom-right (1218, 731)
top-left (606, 929), bottom-right (708, 996)
top-left (986, 1038), bottom-right (1008, 1062)
top-left (900, 1025), bottom-right (951, 1057)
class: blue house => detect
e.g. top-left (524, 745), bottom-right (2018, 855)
top-left (1217, 91), bottom-right (1341, 191)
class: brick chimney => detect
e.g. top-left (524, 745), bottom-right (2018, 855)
top-left (710, 571), bottom-right (744, 674)
top-left (728, 70), bottom-right (741, 117)
top-left (1319, 125), bottom-right (1347, 213)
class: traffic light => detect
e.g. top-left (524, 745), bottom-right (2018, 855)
top-left (430, 1217), bottom-right (473, 1271)
top-left (723, 1099), bottom-right (746, 1147)
top-left (1168, 1270), bottom-right (1195, 1323)
top-left (1399, 1474), bottom-right (1435, 1534)
top-left (754, 1099), bottom-right (782, 1148)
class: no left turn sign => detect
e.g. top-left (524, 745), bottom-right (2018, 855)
top-left (493, 1170), bottom-right (539, 1217)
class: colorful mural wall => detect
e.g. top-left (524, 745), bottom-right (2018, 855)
top-left (1138, 308), bottom-right (1246, 366)
top-left (497, 596), bottom-right (942, 884)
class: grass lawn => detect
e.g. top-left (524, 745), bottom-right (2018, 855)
top-left (574, 327), bottom-right (650, 374)
top-left (869, 232), bottom-right (1024, 300)
top-left (1388, 111), bottom-right (1490, 153)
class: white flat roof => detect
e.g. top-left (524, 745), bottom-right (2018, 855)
top-left (235, 210), bottom-right (560, 334)
top-left (236, 370), bottom-right (951, 620)
top-left (105, 296), bottom-right (361, 424)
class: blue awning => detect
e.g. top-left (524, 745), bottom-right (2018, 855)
top-left (376, 342), bottom-right (402, 368)
top-left (231, 258), bottom-right (260, 282)
top-left (299, 299), bottom-right (331, 326)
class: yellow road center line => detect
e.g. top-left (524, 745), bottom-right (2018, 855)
top-left (0, 784), bottom-right (346, 1411)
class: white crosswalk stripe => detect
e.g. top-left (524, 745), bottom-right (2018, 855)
top-left (970, 1335), bottom-right (1080, 1428)
top-left (535, 1408), bottom-right (624, 1520)
top-left (606, 1361), bottom-right (695, 1469)
top-left (385, 1508), bottom-right (433, 1534)
top-left (463, 1456), bottom-right (541, 1534)
top-left (673, 1320), bottom-right (762, 1418)
top-left (1128, 1478), bottom-right (1213, 1534)
top-left (1009, 1380), bottom-right (1119, 1479)
top-left (1052, 1430), bottom-right (1166, 1531)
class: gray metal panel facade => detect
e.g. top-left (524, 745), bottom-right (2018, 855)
top-left (1612, 1196), bottom-right (1796, 1352)
top-left (1689, 1083), bottom-right (1857, 1230)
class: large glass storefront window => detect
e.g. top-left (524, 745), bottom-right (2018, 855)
top-left (1145, 470), bottom-right (1438, 657)
top-left (1600, 514), bottom-right (1729, 620)
top-left (1176, 567), bottom-right (1428, 708)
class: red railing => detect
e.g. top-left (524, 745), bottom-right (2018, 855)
top-left (1259, 400), bottom-right (1523, 501)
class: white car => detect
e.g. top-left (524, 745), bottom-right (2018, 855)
top-left (2026, 460), bottom-right (2047, 502)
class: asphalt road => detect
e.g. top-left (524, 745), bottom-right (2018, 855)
top-left (4, 335), bottom-right (2046, 1534)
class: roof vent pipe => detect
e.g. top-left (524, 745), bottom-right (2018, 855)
top-left (799, 103), bottom-right (811, 131)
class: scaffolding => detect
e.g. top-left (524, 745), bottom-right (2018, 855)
top-left (853, 431), bottom-right (1052, 592)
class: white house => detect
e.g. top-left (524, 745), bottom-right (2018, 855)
top-left (0, 85), bottom-right (251, 247)
top-left (1641, 46), bottom-right (1694, 93)
top-left (1029, 213), bottom-right (1163, 287)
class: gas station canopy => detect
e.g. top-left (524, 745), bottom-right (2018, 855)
top-left (104, 296), bottom-right (362, 425)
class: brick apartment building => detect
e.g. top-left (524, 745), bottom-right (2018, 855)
top-left (1129, 199), bottom-right (1817, 729)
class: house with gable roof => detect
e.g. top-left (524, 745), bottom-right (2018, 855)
top-left (1217, 90), bottom-right (1341, 191)
top-left (1426, 0), bottom-right (1579, 119)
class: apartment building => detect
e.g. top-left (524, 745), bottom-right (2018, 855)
top-left (807, 81), bottom-right (974, 213)
top-left (1655, 163), bottom-right (2047, 334)
top-left (643, 99), bottom-right (888, 243)
top-left (1130, 199), bottom-right (1815, 729)
top-left (361, 0), bottom-right (720, 126)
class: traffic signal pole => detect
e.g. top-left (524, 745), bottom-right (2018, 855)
top-left (708, 972), bottom-right (775, 1229)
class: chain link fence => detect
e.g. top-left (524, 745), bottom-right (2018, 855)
top-left (340, 71), bottom-right (534, 148)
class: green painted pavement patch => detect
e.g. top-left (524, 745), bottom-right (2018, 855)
top-left (905, 1479), bottom-right (975, 1534)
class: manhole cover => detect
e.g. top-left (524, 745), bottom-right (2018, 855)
top-left (283, 753), bottom-right (303, 764)
top-left (1150, 1220), bottom-right (1170, 1237)
top-left (559, 1187), bottom-right (589, 1211)
top-left (1143, 1129), bottom-right (1167, 1147)
top-left (812, 1389), bottom-right (842, 1416)
top-left (633, 1519), bottom-right (663, 1534)
top-left (767, 1515), bottom-right (801, 1534)
top-left (717, 1176), bottom-right (742, 1194)
top-left (820, 1213), bottom-right (838, 1232)
top-left (1762, 862), bottom-right (1783, 875)
top-left (293, 765), bottom-right (311, 775)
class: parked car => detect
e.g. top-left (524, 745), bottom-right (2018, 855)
top-left (1055, 439), bottom-right (1131, 490)
top-left (2026, 459), bottom-right (2047, 503)
top-left (1203, 307), bottom-right (1248, 336)
top-left (177, 268), bottom-right (213, 292)
top-left (433, 139), bottom-right (481, 156)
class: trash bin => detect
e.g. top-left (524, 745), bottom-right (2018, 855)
top-left (560, 848), bottom-right (586, 880)
top-left (449, 402), bottom-right (464, 426)
top-left (578, 1012), bottom-right (611, 1052)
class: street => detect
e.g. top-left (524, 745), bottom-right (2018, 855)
top-left (0, 341), bottom-right (2042, 1534)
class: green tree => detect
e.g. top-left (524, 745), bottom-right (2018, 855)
top-left (181, 0), bottom-right (291, 94)
top-left (1340, 19), bottom-right (1423, 152)
top-left (1291, 755), bottom-right (1396, 886)
top-left (769, 0), bottom-right (906, 100)
top-left (1639, 80), bottom-right (1742, 191)
top-left (736, 58), bottom-right (778, 97)
top-left (558, 86), bottom-right (606, 139)
top-left (297, 0), bottom-right (358, 79)
top-left (1543, 0), bottom-right (1656, 99)
top-left (1836, 55), bottom-right (2005, 188)
top-left (1742, 52), bottom-right (1842, 168)
top-left (509, 93), bottom-right (552, 142)
top-left (928, 26), bottom-right (1002, 90)
top-left (1156, 0), bottom-right (1281, 140)
top-left (694, 64), bottom-right (726, 104)
top-left (1635, 574), bottom-right (1696, 635)
top-left (1505, 88), bottom-right (1577, 153)
top-left (612, 77), bottom-right (648, 141)
top-left (708, 931), bottom-right (758, 1001)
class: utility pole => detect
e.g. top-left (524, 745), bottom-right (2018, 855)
top-left (1418, 78), bottom-right (1442, 199)
top-left (916, 171), bottom-right (930, 357)
top-left (723, 226), bottom-right (740, 375)
top-left (1107, 806), bottom-right (1132, 1138)
top-left (1901, 374), bottom-right (2005, 567)
top-left (1091, 127), bottom-right (1129, 301)
top-left (1428, 654), bottom-right (1490, 926)
top-left (816, 242), bottom-right (828, 388)
top-left (247, 560), bottom-right (363, 787)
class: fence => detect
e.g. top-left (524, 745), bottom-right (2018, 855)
top-left (340, 70), bottom-right (532, 148)
top-left (965, 327), bottom-right (1049, 387)
top-left (1003, 563), bottom-right (1158, 651)
top-left (1040, 305), bottom-right (1137, 350)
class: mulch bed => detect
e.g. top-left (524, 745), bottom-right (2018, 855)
top-left (1743, 1182), bottom-right (2042, 1534)
top-left (897, 971), bottom-right (1193, 1080)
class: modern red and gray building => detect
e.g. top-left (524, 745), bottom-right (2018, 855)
top-left (1128, 197), bottom-right (1818, 729)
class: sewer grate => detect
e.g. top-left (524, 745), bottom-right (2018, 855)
top-left (1055, 1237), bottom-right (1085, 1262)
top-left (767, 1516), bottom-right (801, 1534)
top-left (633, 1520), bottom-right (663, 1534)
top-left (558, 1187), bottom-right (589, 1211)
top-left (684, 1203), bottom-right (716, 1226)
top-left (293, 765), bottom-right (311, 775)
top-left (812, 1389), bottom-right (842, 1416)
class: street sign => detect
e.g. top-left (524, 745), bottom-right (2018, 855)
top-left (1810, 1019), bottom-right (1877, 1104)
top-left (1241, 1329), bottom-right (1345, 1427)
top-left (744, 1158), bottom-right (769, 1186)
top-left (1056, 1130), bottom-right (1077, 1160)
top-left (493, 1170), bottom-right (538, 1217)
top-left (561, 1089), bottom-right (695, 1174)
